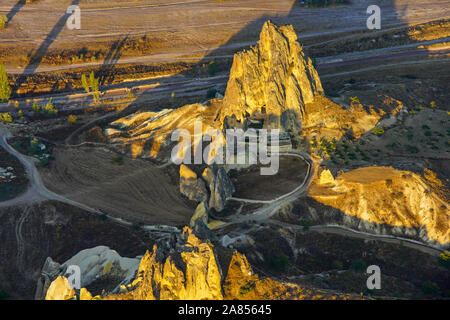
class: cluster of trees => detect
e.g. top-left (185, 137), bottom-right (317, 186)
top-left (81, 71), bottom-right (100, 103)
top-left (0, 64), bottom-right (11, 102)
top-left (0, 112), bottom-right (12, 123)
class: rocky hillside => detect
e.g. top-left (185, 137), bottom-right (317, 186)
top-left (308, 167), bottom-right (449, 247)
top-left (104, 21), bottom-right (324, 160)
top-left (219, 21), bottom-right (323, 132)
top-left (43, 227), bottom-right (360, 300)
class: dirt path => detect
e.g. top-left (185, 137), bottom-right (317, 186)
top-left (0, 125), bottom-right (181, 233)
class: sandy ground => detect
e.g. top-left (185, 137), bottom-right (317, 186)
top-left (0, 0), bottom-right (448, 68)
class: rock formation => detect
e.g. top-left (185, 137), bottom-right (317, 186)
top-left (309, 166), bottom-right (450, 246)
top-left (179, 164), bottom-right (208, 203)
top-left (104, 21), bottom-right (323, 159)
top-left (219, 20), bottom-right (323, 132)
top-left (202, 167), bottom-right (235, 212)
top-left (36, 246), bottom-right (141, 299)
top-left (43, 227), bottom-right (360, 300)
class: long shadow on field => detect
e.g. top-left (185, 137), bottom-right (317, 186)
top-left (6, 0), bottom-right (25, 24)
top-left (13, 0), bottom-right (81, 96)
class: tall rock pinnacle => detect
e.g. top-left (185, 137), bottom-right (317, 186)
top-left (220, 20), bottom-right (323, 132)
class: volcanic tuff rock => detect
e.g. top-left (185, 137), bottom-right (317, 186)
top-left (309, 166), bottom-right (450, 247)
top-left (37, 246), bottom-right (141, 299)
top-left (104, 21), bottom-right (323, 159)
top-left (219, 20), bottom-right (323, 132)
top-left (179, 164), bottom-right (208, 203)
top-left (44, 227), bottom-right (361, 300)
top-left (203, 167), bottom-right (235, 212)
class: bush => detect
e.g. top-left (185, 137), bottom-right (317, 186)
top-left (208, 60), bottom-right (217, 76)
top-left (351, 259), bottom-right (367, 273)
top-left (268, 254), bottom-right (290, 272)
top-left (438, 251), bottom-right (450, 269)
top-left (0, 112), bottom-right (12, 123)
top-left (112, 155), bottom-right (124, 165)
top-left (371, 127), bottom-right (385, 136)
top-left (67, 114), bottom-right (77, 124)
top-left (0, 15), bottom-right (7, 29)
top-left (32, 102), bottom-right (40, 113)
top-left (421, 281), bottom-right (439, 295)
top-left (0, 63), bottom-right (11, 102)
top-left (42, 98), bottom-right (58, 116)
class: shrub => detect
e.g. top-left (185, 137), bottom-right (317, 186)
top-left (351, 259), bottom-right (367, 273)
top-left (0, 112), bottom-right (12, 123)
top-left (268, 254), bottom-right (290, 272)
top-left (67, 114), bottom-right (77, 124)
top-left (371, 127), bottom-right (385, 136)
top-left (112, 155), bottom-right (124, 165)
top-left (0, 15), bottom-right (7, 29)
top-left (42, 98), bottom-right (58, 116)
top-left (421, 281), bottom-right (439, 295)
top-left (438, 251), bottom-right (450, 269)
top-left (32, 102), bottom-right (40, 113)
top-left (208, 60), bottom-right (217, 76)
top-left (0, 63), bottom-right (11, 102)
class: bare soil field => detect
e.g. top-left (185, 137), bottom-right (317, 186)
top-left (229, 155), bottom-right (309, 201)
top-left (0, 0), bottom-right (448, 69)
top-left (39, 146), bottom-right (195, 225)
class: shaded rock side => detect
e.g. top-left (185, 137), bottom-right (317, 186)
top-left (203, 167), bottom-right (235, 212)
top-left (180, 164), bottom-right (208, 203)
top-left (44, 227), bottom-right (362, 300)
top-left (102, 227), bottom-right (224, 300)
top-left (309, 166), bottom-right (450, 247)
top-left (219, 20), bottom-right (323, 132)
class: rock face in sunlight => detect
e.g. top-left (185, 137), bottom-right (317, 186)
top-left (43, 227), bottom-right (360, 300)
top-left (220, 20), bottom-right (323, 132)
top-left (104, 21), bottom-right (323, 159)
top-left (309, 166), bottom-right (450, 247)
top-left (37, 246), bottom-right (141, 300)
top-left (179, 164), bottom-right (208, 203)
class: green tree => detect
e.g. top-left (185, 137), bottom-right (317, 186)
top-left (0, 15), bottom-right (7, 29)
top-left (81, 74), bottom-right (90, 93)
top-left (0, 112), bottom-right (12, 123)
top-left (32, 101), bottom-right (40, 113)
top-left (82, 71), bottom-right (100, 103)
top-left (0, 64), bottom-right (11, 102)
top-left (208, 60), bottom-right (217, 76)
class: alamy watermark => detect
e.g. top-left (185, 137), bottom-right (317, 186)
top-left (170, 121), bottom-right (280, 175)
top-left (367, 5), bottom-right (381, 30)
top-left (66, 5), bottom-right (81, 30)
top-left (66, 265), bottom-right (81, 290)
top-left (366, 265), bottom-right (381, 290)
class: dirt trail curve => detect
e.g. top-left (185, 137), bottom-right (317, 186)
top-left (0, 125), bottom-right (179, 233)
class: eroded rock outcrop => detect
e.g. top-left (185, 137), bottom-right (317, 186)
top-left (220, 20), bottom-right (323, 132)
top-left (309, 166), bottom-right (450, 246)
top-left (203, 167), bottom-right (235, 212)
top-left (37, 246), bottom-right (141, 300)
top-left (179, 164), bottom-right (208, 203)
top-left (43, 227), bottom-right (360, 300)
top-left (104, 21), bottom-right (323, 160)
